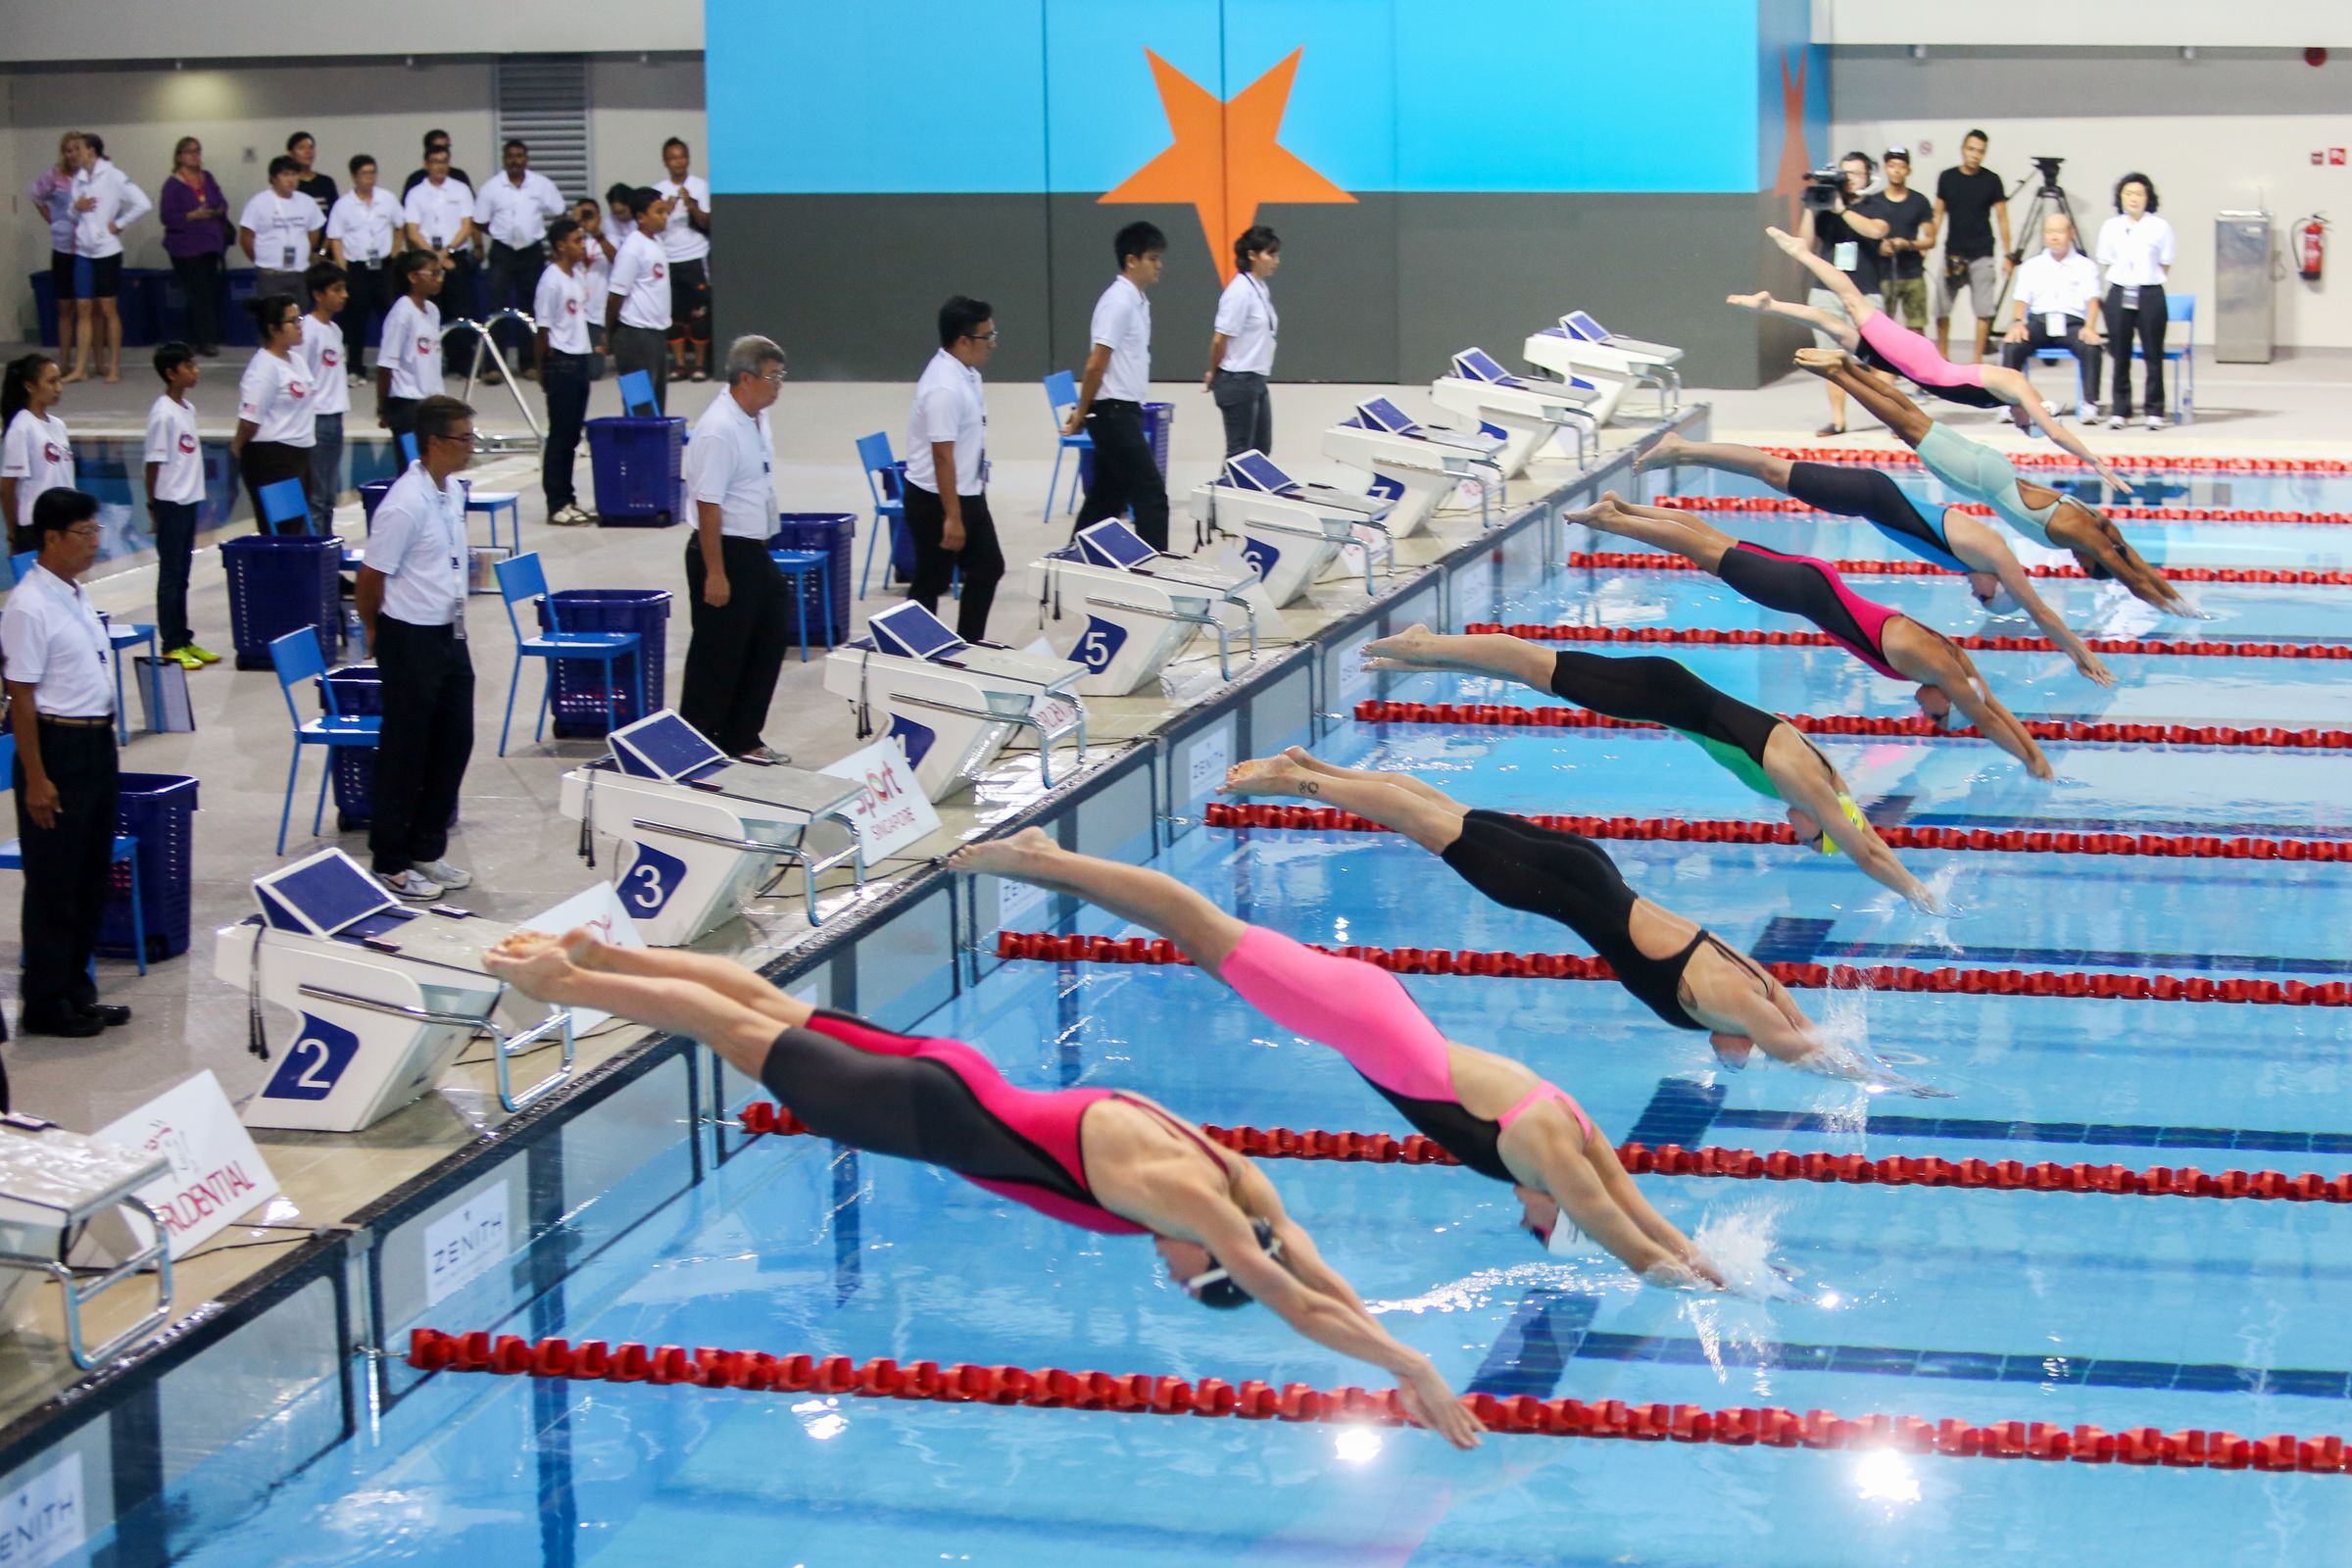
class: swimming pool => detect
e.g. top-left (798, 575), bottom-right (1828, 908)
top-left (170, 454), bottom-right (2352, 1564)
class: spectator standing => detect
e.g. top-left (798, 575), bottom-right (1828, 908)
top-left (144, 343), bottom-right (216, 668)
top-left (158, 136), bottom-right (232, 358)
top-left (606, 188), bottom-right (673, 412)
top-left (679, 337), bottom-right (790, 760)
top-left (286, 131), bottom-right (337, 241)
top-left (1066, 221), bottom-right (1171, 550)
top-left (355, 395), bottom-right (477, 903)
top-left (473, 140), bottom-right (565, 382)
top-left (301, 263), bottom-right (351, 530)
top-left (904, 296), bottom-right (1002, 640)
top-left (574, 198), bottom-right (614, 348)
top-left (32, 134), bottom-right (84, 375)
top-left (1, 355), bottom-right (74, 552)
top-left (2095, 173), bottom-right (2177, 429)
top-left (401, 130), bottom-right (472, 199)
top-left (240, 155), bottom-right (324, 307)
top-left (654, 138), bottom-right (713, 382)
top-left (403, 148), bottom-right (477, 332)
top-left (1933, 130), bottom-right (2014, 365)
top-left (66, 134), bottom-right (152, 385)
top-left (1793, 152), bottom-right (1887, 435)
top-left (376, 253), bottom-right (445, 445)
top-left (1204, 225), bottom-right (1280, 459)
top-left (327, 156), bottom-right (403, 379)
top-left (2002, 215), bottom-right (2105, 421)
top-left (533, 218), bottom-right (598, 525)
top-left (2, 488), bottom-right (128, 1040)
top-left (1858, 148), bottom-right (1935, 335)
top-left (230, 294), bottom-right (318, 530)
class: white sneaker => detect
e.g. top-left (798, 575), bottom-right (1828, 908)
top-left (382, 869), bottom-right (444, 902)
top-left (2077, 403), bottom-right (2099, 422)
top-left (2107, 414), bottom-right (2127, 430)
top-left (2146, 415), bottom-right (2166, 430)
top-left (416, 858), bottom-right (472, 891)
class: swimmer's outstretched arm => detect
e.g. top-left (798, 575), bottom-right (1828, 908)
top-left (1958, 524), bottom-right (2116, 685)
top-left (1939, 656), bottom-right (2056, 779)
top-left (1979, 366), bottom-right (2134, 495)
top-left (1702, 976), bottom-right (1951, 1098)
top-left (951, 829), bottom-right (1250, 978)
top-left (1761, 745), bottom-right (1943, 913)
top-left (485, 929), bottom-right (810, 1077)
top-left (1561, 1140), bottom-right (1726, 1290)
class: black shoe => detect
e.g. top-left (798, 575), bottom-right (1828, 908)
top-left (78, 1004), bottom-right (132, 1028)
top-left (20, 1010), bottom-right (103, 1039)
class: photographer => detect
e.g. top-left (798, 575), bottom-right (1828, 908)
top-left (1932, 130), bottom-right (2012, 364)
top-left (2000, 215), bottom-right (2104, 422)
top-left (1795, 152), bottom-right (1889, 436)
top-left (1858, 147), bottom-right (1935, 337)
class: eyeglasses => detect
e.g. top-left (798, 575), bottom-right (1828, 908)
top-left (65, 525), bottom-right (102, 542)
top-left (966, 331), bottom-right (1000, 343)
top-left (428, 429), bottom-right (476, 445)
top-left (755, 369), bottom-right (787, 384)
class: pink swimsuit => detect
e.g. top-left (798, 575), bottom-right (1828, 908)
top-left (1860, 310), bottom-right (1990, 392)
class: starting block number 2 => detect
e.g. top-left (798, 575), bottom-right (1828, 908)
top-left (262, 1014), bottom-right (362, 1102)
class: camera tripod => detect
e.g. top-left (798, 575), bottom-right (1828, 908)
top-left (1989, 161), bottom-right (2080, 322)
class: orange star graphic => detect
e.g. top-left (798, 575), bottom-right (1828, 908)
top-left (1101, 47), bottom-right (1355, 286)
top-left (1770, 49), bottom-right (1814, 230)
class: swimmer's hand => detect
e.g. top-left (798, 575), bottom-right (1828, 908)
top-left (1397, 1362), bottom-right (1486, 1450)
top-left (1905, 884), bottom-right (1963, 918)
top-left (485, 927), bottom-right (602, 999)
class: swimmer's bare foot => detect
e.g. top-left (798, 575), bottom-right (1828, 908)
top-left (1219, 755), bottom-right (1320, 799)
top-left (1361, 623), bottom-right (1441, 671)
top-left (948, 826), bottom-right (1059, 880)
top-left (1635, 431), bottom-right (1689, 474)
top-left (1724, 290), bottom-right (1777, 314)
top-left (1764, 225), bottom-right (1810, 260)
top-left (1561, 492), bottom-right (1635, 530)
top-left (1792, 346), bottom-right (1851, 378)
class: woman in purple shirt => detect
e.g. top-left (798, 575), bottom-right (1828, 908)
top-left (29, 133), bottom-right (84, 368)
top-left (158, 136), bottom-right (232, 357)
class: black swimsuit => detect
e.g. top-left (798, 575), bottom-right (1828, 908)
top-left (1548, 650), bottom-right (1840, 804)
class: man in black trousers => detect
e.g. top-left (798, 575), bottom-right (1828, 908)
top-left (1064, 221), bottom-right (1170, 550)
top-left (1, 488), bottom-right (126, 1047)
top-left (903, 295), bottom-right (1003, 640)
top-left (680, 335), bottom-right (790, 760)
top-left (356, 394), bottom-right (476, 902)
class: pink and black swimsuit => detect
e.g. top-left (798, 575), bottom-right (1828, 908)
top-left (1716, 541), bottom-right (1908, 680)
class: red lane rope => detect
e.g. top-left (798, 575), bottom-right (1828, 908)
top-left (1654, 491), bottom-right (2352, 527)
top-left (998, 931), bottom-right (2352, 1009)
top-left (1561, 547), bottom-right (2352, 590)
top-left (1460, 619), bottom-right (2351, 663)
top-left (1201, 802), bottom-right (2351, 865)
top-left (1355, 697), bottom-right (2352, 754)
top-left (1747, 445), bottom-right (2352, 476)
top-left (402, 1329), bottom-right (2352, 1473)
top-left (735, 1102), bottom-right (2352, 1207)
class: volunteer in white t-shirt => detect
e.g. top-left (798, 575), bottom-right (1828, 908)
top-left (240, 155), bottom-right (326, 306)
top-left (327, 155), bottom-right (405, 378)
top-left (0, 353), bottom-right (74, 550)
top-left (533, 219), bottom-right (599, 525)
top-left (376, 252), bottom-right (446, 445)
top-left (300, 263), bottom-right (353, 531)
top-left (231, 294), bottom-right (317, 531)
top-left (1203, 224), bottom-right (1282, 460)
top-left (143, 342), bottom-right (217, 666)
top-left (2094, 172), bottom-right (2179, 429)
top-left (903, 296), bottom-right (1002, 641)
top-left (606, 188), bottom-right (674, 413)
top-left (655, 137), bottom-right (713, 383)
top-left (1064, 221), bottom-right (1170, 550)
top-left (573, 197), bottom-right (615, 348)
top-left (679, 337), bottom-right (790, 761)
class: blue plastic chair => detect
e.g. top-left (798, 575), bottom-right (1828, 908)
top-left (2132, 292), bottom-right (2196, 422)
top-left (398, 432), bottom-right (419, 466)
top-left (258, 476), bottom-right (311, 534)
top-left (8, 550), bottom-right (32, 586)
top-left (617, 369), bottom-right (659, 417)
top-left (269, 626), bottom-right (381, 854)
top-left (493, 552), bottom-right (641, 756)
top-left (1044, 370), bottom-right (1093, 515)
top-left (856, 431), bottom-right (908, 599)
top-left (2028, 343), bottom-right (2092, 411)
top-left (768, 550), bottom-right (835, 663)
top-left (0, 734), bottom-right (145, 976)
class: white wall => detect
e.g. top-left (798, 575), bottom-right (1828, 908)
top-left (1819, 1), bottom-right (2352, 47)
top-left (4, 60), bottom-right (702, 339)
top-left (0, 2), bottom-right (699, 61)
top-left (1833, 48), bottom-right (2349, 348)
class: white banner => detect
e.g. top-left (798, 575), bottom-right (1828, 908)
top-left (0, 1454), bottom-right (83, 1568)
top-left (96, 1071), bottom-right (280, 1258)
top-left (423, 1180), bottom-right (512, 1308)
top-left (820, 739), bottom-right (942, 861)
top-left (511, 881), bottom-right (647, 1033)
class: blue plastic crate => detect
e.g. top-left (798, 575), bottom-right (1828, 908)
top-left (542, 589), bottom-right (669, 738)
top-left (770, 513), bottom-right (854, 643)
top-left (321, 663), bottom-right (380, 828)
top-left (223, 533), bottom-right (340, 669)
top-left (98, 773), bottom-right (198, 962)
top-left (586, 416), bottom-right (686, 526)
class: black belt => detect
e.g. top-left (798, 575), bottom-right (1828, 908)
top-left (36, 713), bottom-right (114, 728)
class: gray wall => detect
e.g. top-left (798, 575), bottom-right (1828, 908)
top-left (719, 192), bottom-right (1816, 389)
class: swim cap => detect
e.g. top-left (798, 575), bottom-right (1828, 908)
top-left (1184, 1217), bottom-right (1284, 1309)
top-left (1975, 582), bottom-right (2024, 617)
top-left (1810, 793), bottom-right (1874, 857)
top-left (1538, 1211), bottom-right (1593, 1257)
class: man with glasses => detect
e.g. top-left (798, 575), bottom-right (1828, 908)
top-left (1, 489), bottom-right (126, 1044)
top-left (903, 296), bottom-right (1002, 641)
top-left (680, 337), bottom-right (791, 761)
top-left (356, 395), bottom-right (478, 902)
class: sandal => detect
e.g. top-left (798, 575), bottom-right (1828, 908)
top-left (1813, 422), bottom-right (1846, 438)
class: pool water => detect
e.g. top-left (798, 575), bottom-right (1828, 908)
top-left (172, 461), bottom-right (2352, 1565)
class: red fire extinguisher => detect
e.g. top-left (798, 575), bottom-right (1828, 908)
top-left (2295, 214), bottom-right (2328, 281)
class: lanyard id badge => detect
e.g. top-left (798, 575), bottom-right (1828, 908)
top-left (2044, 312), bottom-right (2068, 337)
top-left (1833, 240), bottom-right (1859, 273)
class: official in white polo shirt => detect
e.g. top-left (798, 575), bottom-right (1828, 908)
top-left (402, 148), bottom-right (477, 326)
top-left (355, 395), bottom-right (477, 903)
top-left (1, 489), bottom-right (126, 1041)
top-left (532, 218), bottom-right (598, 525)
top-left (1065, 221), bottom-right (1170, 550)
top-left (680, 336), bottom-right (790, 760)
top-left (1204, 225), bottom-right (1281, 460)
top-left (239, 155), bottom-right (325, 307)
top-left (474, 139), bottom-right (566, 381)
top-left (2001, 214), bottom-right (2106, 421)
top-left (606, 187), bottom-right (673, 413)
top-left (904, 296), bottom-right (1002, 641)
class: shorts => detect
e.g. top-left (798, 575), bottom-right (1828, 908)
top-left (1883, 276), bottom-right (1929, 332)
top-left (74, 254), bottom-right (122, 300)
top-left (1804, 286), bottom-right (1881, 353)
top-left (1936, 255), bottom-right (1999, 320)
top-left (49, 250), bottom-right (74, 305)
top-left (666, 257), bottom-right (710, 342)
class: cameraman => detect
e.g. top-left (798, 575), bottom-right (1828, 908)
top-left (1795, 152), bottom-right (1889, 436)
top-left (1859, 147), bottom-right (1935, 337)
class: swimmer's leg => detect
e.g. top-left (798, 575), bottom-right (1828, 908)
top-left (1638, 430), bottom-right (1795, 490)
top-left (1563, 492), bottom-right (1736, 572)
top-left (1360, 625), bottom-right (1556, 689)
top-left (1793, 352), bottom-right (1936, 448)
top-left (1765, 225), bottom-right (1880, 325)
top-left (951, 828), bottom-right (1248, 978)
top-left (485, 932), bottom-right (801, 1077)
top-left (1722, 290), bottom-right (1859, 354)
top-left (1221, 754), bottom-right (1469, 855)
